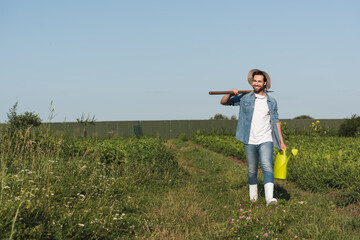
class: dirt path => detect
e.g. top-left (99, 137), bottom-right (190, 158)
top-left (190, 141), bottom-right (360, 218)
top-left (161, 139), bottom-right (360, 239)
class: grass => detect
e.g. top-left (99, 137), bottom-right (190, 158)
top-left (141, 140), bottom-right (248, 239)
top-left (141, 139), bottom-right (360, 239)
top-left (0, 128), bottom-right (359, 239)
top-left (0, 129), bottom-right (183, 239)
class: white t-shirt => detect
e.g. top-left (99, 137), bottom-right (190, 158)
top-left (248, 94), bottom-right (273, 145)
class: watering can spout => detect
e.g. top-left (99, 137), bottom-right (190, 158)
top-left (286, 148), bottom-right (298, 163)
top-left (291, 149), bottom-right (299, 157)
top-left (286, 155), bottom-right (291, 163)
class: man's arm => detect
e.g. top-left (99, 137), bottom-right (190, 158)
top-left (276, 121), bottom-right (287, 151)
top-left (220, 88), bottom-right (239, 105)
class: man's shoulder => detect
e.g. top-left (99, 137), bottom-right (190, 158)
top-left (232, 92), bottom-right (252, 100)
top-left (243, 92), bottom-right (254, 99)
top-left (266, 93), bottom-right (277, 102)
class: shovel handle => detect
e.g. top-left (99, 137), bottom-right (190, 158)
top-left (208, 90), bottom-right (252, 95)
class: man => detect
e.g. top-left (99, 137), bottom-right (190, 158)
top-left (220, 69), bottom-right (286, 206)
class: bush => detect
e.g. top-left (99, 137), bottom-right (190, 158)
top-left (293, 115), bottom-right (313, 119)
top-left (338, 114), bottom-right (360, 137)
top-left (6, 102), bottom-right (42, 133)
top-left (210, 113), bottom-right (230, 120)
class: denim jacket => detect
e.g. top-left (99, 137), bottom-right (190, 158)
top-left (227, 91), bottom-right (281, 149)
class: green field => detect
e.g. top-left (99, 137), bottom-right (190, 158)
top-left (0, 128), bottom-right (359, 239)
top-left (192, 133), bottom-right (360, 206)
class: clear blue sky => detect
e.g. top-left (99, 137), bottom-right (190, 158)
top-left (1, 0), bottom-right (359, 122)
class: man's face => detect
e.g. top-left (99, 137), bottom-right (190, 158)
top-left (252, 75), bottom-right (267, 94)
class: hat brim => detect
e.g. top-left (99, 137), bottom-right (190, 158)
top-left (248, 69), bottom-right (271, 90)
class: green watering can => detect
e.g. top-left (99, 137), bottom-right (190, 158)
top-left (274, 149), bottom-right (299, 179)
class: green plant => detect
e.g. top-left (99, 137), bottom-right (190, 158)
top-left (0, 129), bottom-right (185, 239)
top-left (6, 102), bottom-right (42, 133)
top-left (192, 134), bottom-right (246, 161)
top-left (280, 121), bottom-right (291, 138)
top-left (309, 120), bottom-right (328, 137)
top-left (193, 133), bottom-right (360, 205)
top-left (339, 114), bottom-right (360, 137)
top-left (210, 113), bottom-right (230, 120)
top-left (76, 113), bottom-right (96, 138)
top-left (230, 203), bottom-right (286, 239)
top-left (1, 131), bottom-right (359, 239)
top-left (335, 183), bottom-right (360, 206)
top-left (285, 135), bottom-right (360, 196)
top-left (178, 133), bottom-right (189, 141)
top-left (293, 115), bottom-right (313, 119)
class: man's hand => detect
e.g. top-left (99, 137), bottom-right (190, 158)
top-left (230, 88), bottom-right (239, 95)
top-left (220, 88), bottom-right (239, 105)
top-left (281, 143), bottom-right (287, 151)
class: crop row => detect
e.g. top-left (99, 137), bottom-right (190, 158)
top-left (285, 135), bottom-right (360, 205)
top-left (192, 133), bottom-right (360, 205)
top-left (191, 134), bottom-right (246, 160)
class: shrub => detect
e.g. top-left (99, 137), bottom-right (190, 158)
top-left (6, 102), bottom-right (42, 133)
top-left (76, 113), bottom-right (96, 138)
top-left (210, 113), bottom-right (230, 120)
top-left (338, 114), bottom-right (360, 137)
top-left (293, 115), bottom-right (313, 119)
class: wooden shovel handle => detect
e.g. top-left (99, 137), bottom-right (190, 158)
top-left (208, 90), bottom-right (252, 95)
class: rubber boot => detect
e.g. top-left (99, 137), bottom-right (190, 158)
top-left (264, 183), bottom-right (277, 206)
top-left (249, 184), bottom-right (258, 202)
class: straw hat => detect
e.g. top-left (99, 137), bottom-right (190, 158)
top-left (248, 69), bottom-right (271, 90)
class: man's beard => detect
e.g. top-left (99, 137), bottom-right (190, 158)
top-left (253, 86), bottom-right (266, 94)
